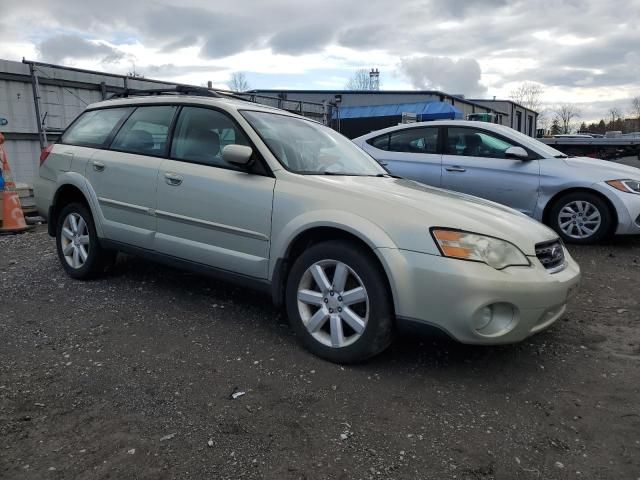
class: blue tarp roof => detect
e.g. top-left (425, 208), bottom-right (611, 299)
top-left (333, 101), bottom-right (462, 120)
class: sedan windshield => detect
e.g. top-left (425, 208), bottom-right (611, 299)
top-left (241, 110), bottom-right (387, 176)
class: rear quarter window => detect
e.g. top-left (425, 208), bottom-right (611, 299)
top-left (367, 134), bottom-right (390, 150)
top-left (110, 106), bottom-right (177, 156)
top-left (61, 107), bottom-right (132, 147)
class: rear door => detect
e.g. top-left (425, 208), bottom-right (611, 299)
top-left (362, 126), bottom-right (442, 186)
top-left (154, 106), bottom-right (275, 278)
top-left (441, 126), bottom-right (540, 215)
top-left (85, 105), bottom-right (177, 248)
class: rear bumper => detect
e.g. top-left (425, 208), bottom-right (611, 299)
top-left (33, 176), bottom-right (56, 236)
top-left (378, 247), bottom-right (581, 345)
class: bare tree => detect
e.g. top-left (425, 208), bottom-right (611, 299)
top-left (608, 107), bottom-right (622, 124)
top-left (345, 69), bottom-right (379, 90)
top-left (509, 82), bottom-right (544, 112)
top-left (630, 96), bottom-right (640, 130)
top-left (537, 110), bottom-right (551, 135)
top-left (228, 72), bottom-right (250, 92)
top-left (554, 104), bottom-right (581, 134)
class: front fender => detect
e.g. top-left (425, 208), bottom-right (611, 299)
top-left (269, 209), bottom-right (403, 309)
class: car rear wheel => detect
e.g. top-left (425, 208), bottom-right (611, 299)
top-left (548, 192), bottom-right (613, 244)
top-left (56, 202), bottom-right (115, 279)
top-left (285, 240), bottom-right (394, 363)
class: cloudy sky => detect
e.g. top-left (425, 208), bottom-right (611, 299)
top-left (1, 0), bottom-right (638, 122)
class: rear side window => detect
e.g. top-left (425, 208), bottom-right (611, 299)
top-left (170, 107), bottom-right (250, 169)
top-left (61, 107), bottom-right (131, 147)
top-left (367, 134), bottom-right (390, 151)
top-left (111, 106), bottom-right (177, 156)
top-left (388, 127), bottom-right (438, 154)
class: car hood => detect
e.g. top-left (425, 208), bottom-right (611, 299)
top-left (306, 175), bottom-right (558, 255)
top-left (558, 156), bottom-right (640, 181)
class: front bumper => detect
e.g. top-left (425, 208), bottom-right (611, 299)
top-left (378, 247), bottom-right (581, 345)
top-left (593, 182), bottom-right (640, 235)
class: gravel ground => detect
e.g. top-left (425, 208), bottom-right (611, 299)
top-left (1, 160), bottom-right (639, 479)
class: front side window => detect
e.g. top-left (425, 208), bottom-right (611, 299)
top-left (61, 107), bottom-right (131, 147)
top-left (111, 106), bottom-right (176, 156)
top-left (241, 110), bottom-right (385, 176)
top-left (388, 127), bottom-right (438, 154)
top-left (170, 107), bottom-right (249, 168)
top-left (446, 127), bottom-right (518, 159)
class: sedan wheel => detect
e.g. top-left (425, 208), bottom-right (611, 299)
top-left (549, 192), bottom-right (612, 244)
top-left (286, 240), bottom-right (394, 363)
top-left (297, 260), bottom-right (369, 349)
top-left (557, 200), bottom-right (602, 240)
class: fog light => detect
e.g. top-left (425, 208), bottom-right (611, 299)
top-left (472, 303), bottom-right (517, 336)
top-left (475, 306), bottom-right (493, 331)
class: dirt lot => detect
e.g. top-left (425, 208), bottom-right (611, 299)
top-left (1, 177), bottom-right (640, 479)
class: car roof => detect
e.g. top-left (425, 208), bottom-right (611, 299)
top-left (85, 94), bottom-right (301, 117)
top-left (354, 120), bottom-right (516, 139)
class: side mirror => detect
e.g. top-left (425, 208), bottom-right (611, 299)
top-left (505, 146), bottom-right (529, 160)
top-left (222, 144), bottom-right (253, 167)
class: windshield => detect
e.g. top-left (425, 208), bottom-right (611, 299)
top-left (241, 110), bottom-right (387, 175)
top-left (497, 126), bottom-right (568, 158)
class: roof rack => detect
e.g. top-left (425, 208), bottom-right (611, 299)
top-left (108, 85), bottom-right (247, 100)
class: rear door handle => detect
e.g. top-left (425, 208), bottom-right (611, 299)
top-left (92, 161), bottom-right (105, 171)
top-left (445, 166), bottom-right (466, 172)
top-left (164, 172), bottom-right (183, 186)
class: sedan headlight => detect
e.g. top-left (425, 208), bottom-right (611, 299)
top-left (431, 229), bottom-right (530, 270)
top-left (606, 179), bottom-right (640, 194)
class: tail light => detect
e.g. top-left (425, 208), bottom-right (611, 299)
top-left (40, 144), bottom-right (54, 165)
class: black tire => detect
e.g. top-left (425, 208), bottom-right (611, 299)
top-left (285, 240), bottom-right (394, 363)
top-left (55, 202), bottom-right (116, 279)
top-left (548, 191), bottom-right (613, 245)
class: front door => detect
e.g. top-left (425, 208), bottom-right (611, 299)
top-left (85, 105), bottom-right (177, 248)
top-left (154, 106), bottom-right (275, 279)
top-left (441, 126), bottom-right (540, 216)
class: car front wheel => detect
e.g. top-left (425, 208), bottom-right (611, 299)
top-left (285, 240), bottom-right (394, 363)
top-left (548, 192), bottom-right (613, 244)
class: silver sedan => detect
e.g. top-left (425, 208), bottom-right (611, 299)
top-left (354, 121), bottom-right (640, 244)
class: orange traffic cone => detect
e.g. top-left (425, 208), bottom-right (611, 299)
top-left (0, 132), bottom-right (31, 234)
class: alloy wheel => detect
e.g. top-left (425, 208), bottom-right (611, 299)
top-left (558, 200), bottom-right (602, 240)
top-left (296, 259), bottom-right (369, 348)
top-left (60, 212), bottom-right (90, 269)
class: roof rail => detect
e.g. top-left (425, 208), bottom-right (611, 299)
top-left (107, 85), bottom-right (248, 100)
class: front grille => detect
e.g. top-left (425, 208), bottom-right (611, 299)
top-left (535, 239), bottom-right (566, 272)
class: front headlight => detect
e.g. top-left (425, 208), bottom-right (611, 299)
top-left (431, 228), bottom-right (531, 270)
top-left (606, 179), bottom-right (640, 194)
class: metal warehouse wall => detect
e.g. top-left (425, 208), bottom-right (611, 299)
top-left (0, 59), bottom-right (178, 185)
top-left (251, 90), bottom-right (505, 126)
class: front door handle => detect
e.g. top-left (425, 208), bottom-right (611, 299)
top-left (445, 166), bottom-right (466, 172)
top-left (164, 172), bottom-right (183, 186)
top-left (92, 161), bottom-right (105, 172)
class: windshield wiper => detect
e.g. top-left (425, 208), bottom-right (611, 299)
top-left (554, 154), bottom-right (569, 158)
top-left (374, 173), bottom-right (403, 179)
